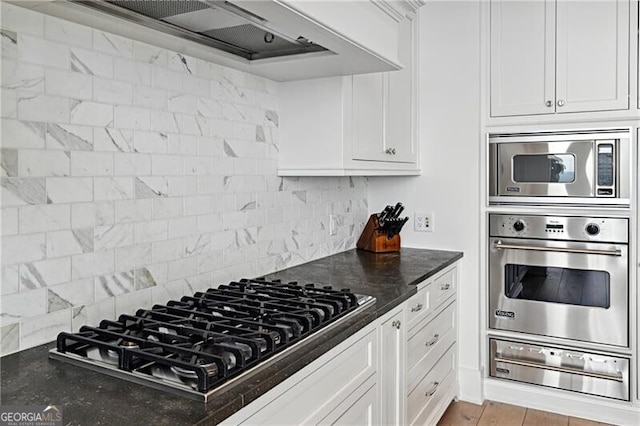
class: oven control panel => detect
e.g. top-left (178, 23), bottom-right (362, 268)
top-left (489, 214), bottom-right (628, 243)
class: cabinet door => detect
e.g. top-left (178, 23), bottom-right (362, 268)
top-left (555, 0), bottom-right (629, 113)
top-left (319, 379), bottom-right (379, 426)
top-left (490, 0), bottom-right (555, 116)
top-left (379, 309), bottom-right (405, 425)
top-left (385, 15), bottom-right (416, 163)
top-left (351, 73), bottom-right (386, 162)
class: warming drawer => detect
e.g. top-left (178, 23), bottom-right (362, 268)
top-left (490, 339), bottom-right (630, 401)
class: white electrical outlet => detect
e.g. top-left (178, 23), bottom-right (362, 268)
top-left (329, 214), bottom-right (338, 236)
top-left (414, 212), bottom-right (434, 232)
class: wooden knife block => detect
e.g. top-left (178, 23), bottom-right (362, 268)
top-left (357, 214), bottom-right (401, 253)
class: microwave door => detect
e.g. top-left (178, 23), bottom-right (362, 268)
top-left (497, 141), bottom-right (595, 197)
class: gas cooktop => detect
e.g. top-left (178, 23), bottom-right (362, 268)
top-left (49, 278), bottom-right (375, 402)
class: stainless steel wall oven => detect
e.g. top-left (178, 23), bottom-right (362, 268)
top-left (488, 214), bottom-right (629, 348)
top-left (488, 129), bottom-right (631, 206)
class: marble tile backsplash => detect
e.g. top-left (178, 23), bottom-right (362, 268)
top-left (0, 3), bottom-right (369, 355)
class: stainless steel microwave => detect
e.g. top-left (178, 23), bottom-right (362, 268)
top-left (488, 129), bottom-right (630, 206)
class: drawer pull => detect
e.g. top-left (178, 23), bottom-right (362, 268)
top-left (425, 334), bottom-right (440, 347)
top-left (425, 381), bottom-right (440, 397)
top-left (441, 283), bottom-right (451, 291)
top-left (410, 303), bottom-right (423, 312)
top-left (391, 320), bottom-right (401, 330)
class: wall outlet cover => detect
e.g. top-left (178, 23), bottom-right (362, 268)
top-left (415, 212), bottom-right (434, 232)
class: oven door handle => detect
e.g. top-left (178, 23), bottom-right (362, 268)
top-left (493, 240), bottom-right (622, 257)
top-left (495, 356), bottom-right (624, 382)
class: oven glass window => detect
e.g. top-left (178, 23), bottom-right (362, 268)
top-left (504, 264), bottom-right (610, 308)
top-left (512, 154), bottom-right (575, 183)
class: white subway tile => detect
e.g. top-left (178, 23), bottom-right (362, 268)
top-left (135, 220), bottom-right (168, 244)
top-left (1, 88), bottom-right (16, 118)
top-left (197, 251), bottom-right (224, 274)
top-left (71, 201), bottom-right (114, 228)
top-left (19, 257), bottom-right (71, 290)
top-left (183, 156), bottom-right (211, 175)
top-left (94, 128), bottom-right (133, 152)
top-left (94, 223), bottom-right (134, 251)
top-left (167, 176), bottom-right (197, 197)
top-left (133, 42), bottom-right (167, 66)
top-left (115, 105), bottom-right (150, 130)
top-left (197, 136), bottom-right (222, 156)
top-left (1, 233), bottom-right (45, 265)
top-left (167, 134), bottom-right (197, 155)
top-left (168, 216), bottom-right (197, 239)
top-left (48, 278), bottom-right (94, 312)
top-left (114, 244), bottom-right (151, 271)
top-left (168, 53), bottom-right (196, 74)
top-left (1, 207), bottom-right (18, 235)
top-left (180, 115), bottom-right (209, 136)
top-left (1, 3), bottom-right (44, 36)
top-left (0, 288), bottom-right (47, 327)
top-left (151, 154), bottom-right (182, 176)
top-left (209, 118), bottom-right (234, 138)
top-left (17, 92), bottom-right (68, 123)
top-left (3, 30), bottom-right (19, 61)
top-left (20, 204), bottom-right (70, 234)
top-left (152, 197), bottom-right (183, 219)
top-left (1, 265), bottom-right (19, 295)
top-left (114, 199), bottom-right (152, 223)
top-left (183, 74), bottom-right (209, 97)
top-left (94, 177), bottom-right (134, 201)
top-left (45, 15), bottom-right (92, 48)
top-left (18, 34), bottom-right (69, 69)
top-left (133, 85), bottom-right (167, 110)
top-left (93, 77), bottom-right (132, 105)
top-left (72, 298), bottom-right (115, 332)
top-left (70, 151), bottom-right (113, 176)
top-left (46, 123), bottom-right (93, 151)
top-left (115, 287), bottom-right (152, 315)
top-left (45, 69), bottom-right (92, 99)
top-left (196, 97), bottom-right (222, 119)
top-left (184, 234), bottom-right (211, 256)
top-left (20, 308), bottom-right (71, 347)
top-left (151, 281), bottom-right (184, 304)
top-left (1, 119), bottom-right (45, 149)
top-left (114, 153), bottom-right (151, 176)
top-left (114, 58), bottom-right (151, 85)
top-left (197, 213), bottom-right (223, 234)
top-left (2, 148), bottom-right (18, 178)
top-left (168, 92), bottom-right (197, 114)
top-left (1, 177), bottom-right (46, 206)
top-left (72, 250), bottom-right (114, 280)
top-left (94, 270), bottom-right (134, 299)
top-left (18, 149), bottom-right (69, 177)
top-left (134, 176), bottom-right (168, 198)
top-left (47, 229), bottom-right (93, 257)
top-left (71, 48), bottom-right (113, 78)
top-left (133, 130), bottom-right (168, 154)
top-left (93, 31), bottom-right (133, 58)
top-left (196, 176), bottom-right (224, 194)
top-left (47, 177), bottom-right (93, 203)
top-left (2, 60), bottom-right (44, 92)
top-left (168, 256), bottom-right (197, 281)
top-left (152, 239), bottom-right (182, 263)
top-left (150, 110), bottom-right (181, 133)
top-left (184, 195), bottom-right (212, 216)
top-left (151, 67), bottom-right (181, 91)
top-left (70, 100), bottom-right (113, 127)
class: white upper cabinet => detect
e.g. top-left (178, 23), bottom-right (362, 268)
top-left (490, 0), bottom-right (629, 117)
top-left (278, 6), bottom-right (420, 176)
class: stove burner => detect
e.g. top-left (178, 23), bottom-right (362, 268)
top-left (53, 278), bottom-right (372, 398)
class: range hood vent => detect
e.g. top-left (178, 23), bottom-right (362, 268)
top-left (74, 0), bottom-right (331, 60)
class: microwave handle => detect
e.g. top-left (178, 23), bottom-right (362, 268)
top-left (493, 240), bottom-right (622, 257)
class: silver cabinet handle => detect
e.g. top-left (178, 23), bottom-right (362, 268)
top-left (425, 381), bottom-right (440, 397)
top-left (495, 356), bottom-right (623, 382)
top-left (385, 148), bottom-right (396, 155)
top-left (441, 283), bottom-right (450, 291)
top-left (391, 320), bottom-right (401, 330)
top-left (545, 100), bottom-right (553, 107)
top-left (557, 99), bottom-right (565, 107)
top-left (410, 303), bottom-right (423, 312)
top-left (425, 334), bottom-right (439, 347)
top-left (493, 240), bottom-right (622, 257)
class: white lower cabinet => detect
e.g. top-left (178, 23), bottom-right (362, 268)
top-left (221, 262), bottom-right (459, 425)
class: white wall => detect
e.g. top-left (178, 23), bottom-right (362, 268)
top-left (368, 0), bottom-right (483, 402)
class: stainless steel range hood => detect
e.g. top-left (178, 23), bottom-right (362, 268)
top-left (74, 0), bottom-right (331, 61)
top-left (16, 0), bottom-right (417, 81)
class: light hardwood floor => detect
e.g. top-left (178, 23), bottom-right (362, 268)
top-left (437, 400), bottom-right (612, 426)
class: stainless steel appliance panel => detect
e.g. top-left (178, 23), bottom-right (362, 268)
top-left (490, 339), bottom-right (630, 401)
top-left (488, 215), bottom-right (629, 347)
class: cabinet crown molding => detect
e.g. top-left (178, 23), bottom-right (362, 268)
top-left (374, 0), bottom-right (425, 22)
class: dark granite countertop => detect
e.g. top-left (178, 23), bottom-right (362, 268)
top-left (1, 248), bottom-right (462, 426)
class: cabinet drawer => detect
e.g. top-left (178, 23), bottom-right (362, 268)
top-left (407, 301), bottom-right (456, 392)
top-left (406, 283), bottom-right (430, 330)
top-left (241, 329), bottom-right (377, 425)
top-left (407, 344), bottom-right (456, 426)
top-left (432, 266), bottom-right (456, 309)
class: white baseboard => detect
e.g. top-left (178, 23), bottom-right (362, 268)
top-left (457, 366), bottom-right (484, 404)
top-left (484, 378), bottom-right (640, 426)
